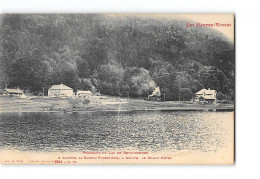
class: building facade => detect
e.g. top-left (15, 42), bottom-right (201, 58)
top-left (3, 88), bottom-right (24, 97)
top-left (48, 84), bottom-right (74, 97)
top-left (195, 88), bottom-right (217, 104)
top-left (76, 90), bottom-right (93, 98)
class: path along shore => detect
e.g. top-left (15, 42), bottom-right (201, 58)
top-left (0, 96), bottom-right (234, 113)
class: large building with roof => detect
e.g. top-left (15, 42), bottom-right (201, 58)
top-left (195, 88), bottom-right (217, 104)
top-left (48, 84), bottom-right (74, 97)
top-left (3, 88), bottom-right (24, 97)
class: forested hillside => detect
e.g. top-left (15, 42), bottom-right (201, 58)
top-left (0, 14), bottom-right (234, 100)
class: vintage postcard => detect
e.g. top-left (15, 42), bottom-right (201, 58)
top-left (0, 14), bottom-right (234, 164)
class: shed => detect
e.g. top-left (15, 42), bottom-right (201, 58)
top-left (3, 88), bottom-right (24, 97)
top-left (77, 90), bottom-right (93, 98)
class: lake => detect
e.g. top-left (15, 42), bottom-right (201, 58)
top-left (0, 111), bottom-right (233, 153)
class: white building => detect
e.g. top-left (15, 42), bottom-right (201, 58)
top-left (76, 90), bottom-right (93, 98)
top-left (195, 88), bottom-right (217, 104)
top-left (3, 88), bottom-right (24, 97)
top-left (48, 84), bottom-right (74, 97)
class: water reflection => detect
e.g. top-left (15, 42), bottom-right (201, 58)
top-left (0, 111), bottom-right (232, 152)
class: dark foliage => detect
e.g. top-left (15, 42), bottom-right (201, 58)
top-left (180, 88), bottom-right (193, 101)
top-left (0, 14), bottom-right (234, 100)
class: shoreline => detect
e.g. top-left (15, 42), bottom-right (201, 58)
top-left (0, 107), bottom-right (234, 114)
top-left (0, 96), bottom-right (234, 114)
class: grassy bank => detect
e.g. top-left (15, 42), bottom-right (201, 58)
top-left (0, 96), bottom-right (234, 113)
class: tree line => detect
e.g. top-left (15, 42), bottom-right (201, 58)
top-left (0, 14), bottom-right (235, 100)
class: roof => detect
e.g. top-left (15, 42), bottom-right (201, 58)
top-left (77, 90), bottom-right (93, 95)
top-left (4, 88), bottom-right (23, 94)
top-left (49, 84), bottom-right (73, 90)
top-left (196, 88), bottom-right (216, 95)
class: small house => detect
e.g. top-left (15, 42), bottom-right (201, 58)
top-left (48, 84), bottom-right (74, 97)
top-left (77, 90), bottom-right (93, 98)
top-left (195, 88), bottom-right (217, 104)
top-left (3, 88), bottom-right (24, 97)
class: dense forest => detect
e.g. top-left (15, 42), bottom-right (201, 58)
top-left (0, 14), bottom-right (234, 100)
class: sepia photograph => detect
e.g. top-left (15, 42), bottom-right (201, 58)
top-left (0, 13), bottom-right (234, 164)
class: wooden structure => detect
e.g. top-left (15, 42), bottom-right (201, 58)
top-left (76, 90), bottom-right (93, 98)
top-left (3, 88), bottom-right (24, 97)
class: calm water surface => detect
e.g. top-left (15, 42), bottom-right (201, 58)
top-left (0, 111), bottom-right (232, 152)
